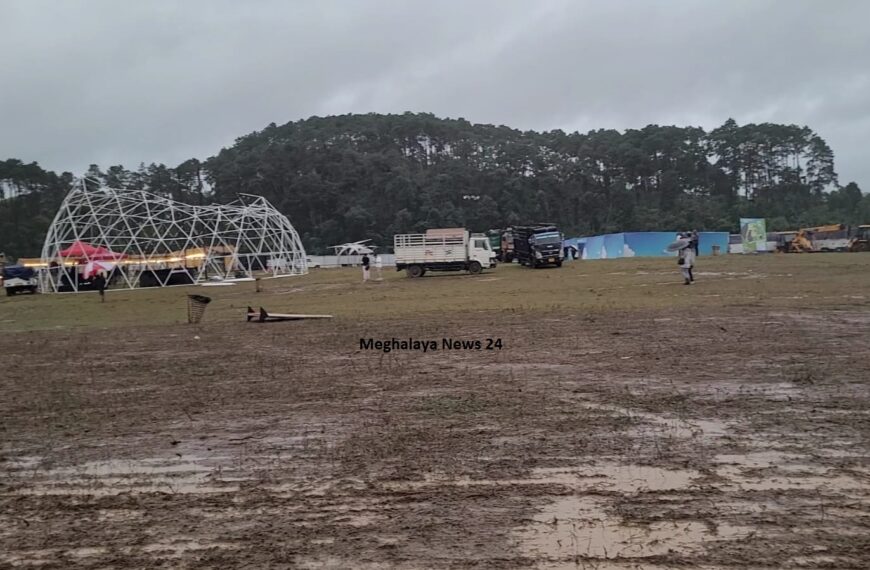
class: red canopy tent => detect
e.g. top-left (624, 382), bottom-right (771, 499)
top-left (58, 241), bottom-right (126, 261)
top-left (82, 260), bottom-right (117, 279)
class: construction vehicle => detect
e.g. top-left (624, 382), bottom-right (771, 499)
top-left (849, 225), bottom-right (870, 252)
top-left (780, 224), bottom-right (849, 253)
top-left (513, 224), bottom-right (564, 268)
top-left (394, 228), bottom-right (496, 278)
top-left (772, 231), bottom-right (800, 253)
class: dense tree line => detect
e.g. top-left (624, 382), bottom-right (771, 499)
top-left (1, 114), bottom-right (868, 258)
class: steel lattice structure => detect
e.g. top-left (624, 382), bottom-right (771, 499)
top-left (40, 179), bottom-right (307, 292)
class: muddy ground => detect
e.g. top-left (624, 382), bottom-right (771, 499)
top-left (2, 304), bottom-right (869, 568)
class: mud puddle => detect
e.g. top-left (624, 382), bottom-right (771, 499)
top-left (577, 401), bottom-right (729, 439)
top-left (712, 452), bottom-right (869, 491)
top-left (3, 455), bottom-right (248, 496)
top-left (516, 495), bottom-right (752, 562)
top-left (1, 539), bottom-right (239, 566)
top-left (384, 463), bottom-right (699, 493)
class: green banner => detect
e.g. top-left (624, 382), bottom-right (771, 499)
top-left (740, 218), bottom-right (767, 253)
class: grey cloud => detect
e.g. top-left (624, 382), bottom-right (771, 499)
top-left (1, 0), bottom-right (867, 187)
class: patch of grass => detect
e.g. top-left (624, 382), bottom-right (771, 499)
top-left (1, 253), bottom-right (868, 332)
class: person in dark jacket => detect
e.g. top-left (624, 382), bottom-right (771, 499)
top-left (93, 273), bottom-right (107, 302)
top-left (361, 254), bottom-right (371, 282)
top-left (689, 230), bottom-right (699, 281)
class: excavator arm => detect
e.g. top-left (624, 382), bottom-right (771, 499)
top-left (788, 224), bottom-right (846, 253)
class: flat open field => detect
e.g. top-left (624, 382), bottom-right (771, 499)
top-left (2, 254), bottom-right (869, 568)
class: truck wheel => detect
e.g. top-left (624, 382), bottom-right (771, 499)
top-left (529, 258), bottom-right (537, 269)
top-left (555, 261), bottom-right (563, 268)
top-left (6, 288), bottom-right (14, 296)
top-left (468, 261), bottom-right (482, 275)
top-left (407, 265), bottom-right (424, 278)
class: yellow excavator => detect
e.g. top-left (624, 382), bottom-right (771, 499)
top-left (783, 224), bottom-right (847, 253)
top-left (849, 225), bottom-right (870, 252)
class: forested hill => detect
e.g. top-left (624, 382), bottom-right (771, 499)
top-left (1, 113), bottom-right (868, 258)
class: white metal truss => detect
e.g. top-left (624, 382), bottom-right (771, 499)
top-left (39, 179), bottom-right (307, 292)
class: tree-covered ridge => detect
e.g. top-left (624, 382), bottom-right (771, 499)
top-left (1, 113), bottom-right (867, 258)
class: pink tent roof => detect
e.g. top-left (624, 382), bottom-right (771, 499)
top-left (58, 241), bottom-right (126, 260)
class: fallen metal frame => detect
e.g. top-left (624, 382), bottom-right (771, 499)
top-left (246, 306), bottom-right (333, 322)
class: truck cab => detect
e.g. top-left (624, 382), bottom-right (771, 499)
top-left (528, 230), bottom-right (563, 265)
top-left (470, 233), bottom-right (497, 269)
top-left (486, 230), bottom-right (502, 260)
top-left (513, 225), bottom-right (564, 268)
top-left (500, 228), bottom-right (515, 262)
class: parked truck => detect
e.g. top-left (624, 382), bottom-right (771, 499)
top-left (3, 264), bottom-right (38, 296)
top-left (513, 225), bottom-right (564, 268)
top-left (486, 230), bottom-right (502, 260)
top-left (501, 227), bottom-right (515, 263)
top-left (394, 228), bottom-right (496, 278)
top-left (486, 228), bottom-right (516, 262)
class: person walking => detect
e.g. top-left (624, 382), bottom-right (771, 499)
top-left (374, 253), bottom-right (383, 281)
top-left (361, 253), bottom-right (371, 282)
top-left (689, 230), bottom-right (699, 282)
top-left (678, 241), bottom-right (695, 285)
top-left (93, 272), bottom-right (107, 301)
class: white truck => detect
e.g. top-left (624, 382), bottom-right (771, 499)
top-left (394, 228), bottom-right (496, 278)
top-left (3, 265), bottom-right (38, 296)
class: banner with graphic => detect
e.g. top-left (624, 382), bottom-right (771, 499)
top-left (739, 218), bottom-right (767, 253)
top-left (574, 232), bottom-right (730, 259)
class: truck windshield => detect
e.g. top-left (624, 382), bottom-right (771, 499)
top-left (474, 239), bottom-right (490, 250)
top-left (531, 232), bottom-right (562, 245)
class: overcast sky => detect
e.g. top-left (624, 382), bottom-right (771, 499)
top-left (1, 0), bottom-right (868, 187)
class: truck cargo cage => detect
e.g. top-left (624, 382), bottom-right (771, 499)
top-left (393, 229), bottom-right (495, 277)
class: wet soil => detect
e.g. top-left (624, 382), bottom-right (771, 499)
top-left (1, 306), bottom-right (869, 568)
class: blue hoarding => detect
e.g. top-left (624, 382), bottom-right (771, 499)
top-left (571, 232), bottom-right (729, 259)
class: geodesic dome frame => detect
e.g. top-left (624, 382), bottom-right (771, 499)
top-left (39, 179), bottom-right (307, 292)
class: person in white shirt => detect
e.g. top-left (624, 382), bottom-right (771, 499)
top-left (374, 254), bottom-right (383, 280)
